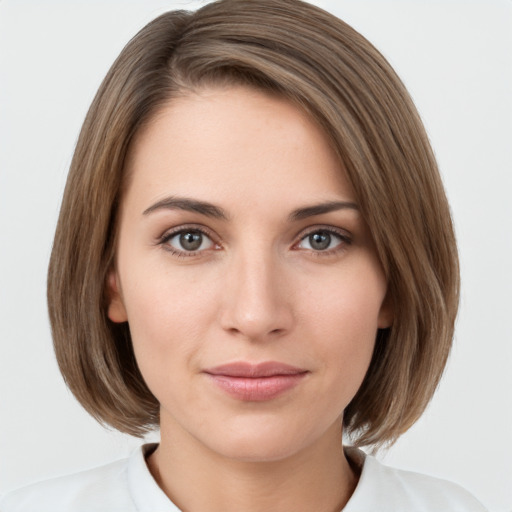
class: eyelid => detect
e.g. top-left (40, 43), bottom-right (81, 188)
top-left (157, 224), bottom-right (221, 256)
top-left (293, 225), bottom-right (352, 252)
top-left (156, 223), bottom-right (351, 257)
top-left (296, 224), bottom-right (352, 240)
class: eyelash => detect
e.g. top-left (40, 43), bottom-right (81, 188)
top-left (158, 225), bottom-right (219, 258)
top-left (295, 226), bottom-right (352, 255)
top-left (157, 225), bottom-right (352, 258)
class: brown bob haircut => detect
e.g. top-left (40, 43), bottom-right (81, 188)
top-left (48, 0), bottom-right (459, 448)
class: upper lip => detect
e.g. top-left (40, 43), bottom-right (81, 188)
top-left (204, 361), bottom-right (308, 378)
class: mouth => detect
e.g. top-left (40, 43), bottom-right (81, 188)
top-left (203, 361), bottom-right (309, 401)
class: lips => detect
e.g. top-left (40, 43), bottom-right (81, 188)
top-left (203, 362), bottom-right (309, 401)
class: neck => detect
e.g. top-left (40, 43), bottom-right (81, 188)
top-left (147, 419), bottom-right (359, 512)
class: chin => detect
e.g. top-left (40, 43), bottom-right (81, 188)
top-left (212, 436), bottom-right (302, 463)
top-left (198, 417), bottom-right (322, 463)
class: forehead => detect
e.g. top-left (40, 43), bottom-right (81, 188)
top-left (123, 86), bottom-right (355, 212)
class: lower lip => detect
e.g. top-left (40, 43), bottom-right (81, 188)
top-left (205, 374), bottom-right (307, 401)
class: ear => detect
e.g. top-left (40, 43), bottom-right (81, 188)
top-left (377, 291), bottom-right (394, 329)
top-left (106, 269), bottom-right (128, 323)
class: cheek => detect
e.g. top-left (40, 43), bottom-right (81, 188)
top-left (118, 259), bottom-right (221, 378)
top-left (299, 263), bottom-right (386, 392)
top-left (302, 260), bottom-right (386, 337)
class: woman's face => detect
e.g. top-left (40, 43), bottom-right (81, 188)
top-left (108, 86), bottom-right (392, 461)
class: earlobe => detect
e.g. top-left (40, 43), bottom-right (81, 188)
top-left (377, 292), bottom-right (394, 329)
top-left (106, 270), bottom-right (128, 323)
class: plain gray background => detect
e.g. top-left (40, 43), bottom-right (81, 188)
top-left (1, 1), bottom-right (511, 510)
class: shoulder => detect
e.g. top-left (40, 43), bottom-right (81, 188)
top-left (345, 448), bottom-right (489, 512)
top-left (0, 456), bottom-right (135, 512)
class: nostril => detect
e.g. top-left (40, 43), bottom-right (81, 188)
top-left (218, 265), bottom-right (294, 340)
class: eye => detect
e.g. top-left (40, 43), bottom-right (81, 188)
top-left (162, 228), bottom-right (216, 255)
top-left (296, 229), bottom-right (349, 252)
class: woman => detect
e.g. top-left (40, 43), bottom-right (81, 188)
top-left (0, 0), bottom-right (489, 510)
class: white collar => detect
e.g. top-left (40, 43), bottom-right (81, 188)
top-left (127, 443), bottom-right (180, 512)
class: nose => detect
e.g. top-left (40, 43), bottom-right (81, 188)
top-left (219, 247), bottom-right (294, 342)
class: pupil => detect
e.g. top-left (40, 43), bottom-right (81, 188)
top-left (180, 231), bottom-right (202, 251)
top-left (310, 232), bottom-right (331, 250)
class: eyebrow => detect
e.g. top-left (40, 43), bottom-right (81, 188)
top-left (143, 196), bottom-right (358, 222)
top-left (143, 196), bottom-right (229, 220)
top-left (289, 200), bottom-right (359, 221)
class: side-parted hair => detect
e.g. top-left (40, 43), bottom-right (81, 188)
top-left (48, 0), bottom-right (459, 448)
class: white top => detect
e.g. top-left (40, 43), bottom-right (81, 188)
top-left (0, 444), bottom-right (488, 511)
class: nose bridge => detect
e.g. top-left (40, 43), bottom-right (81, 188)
top-left (220, 240), bottom-right (293, 340)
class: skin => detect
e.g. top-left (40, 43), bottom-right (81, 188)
top-left (108, 86), bottom-right (392, 512)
